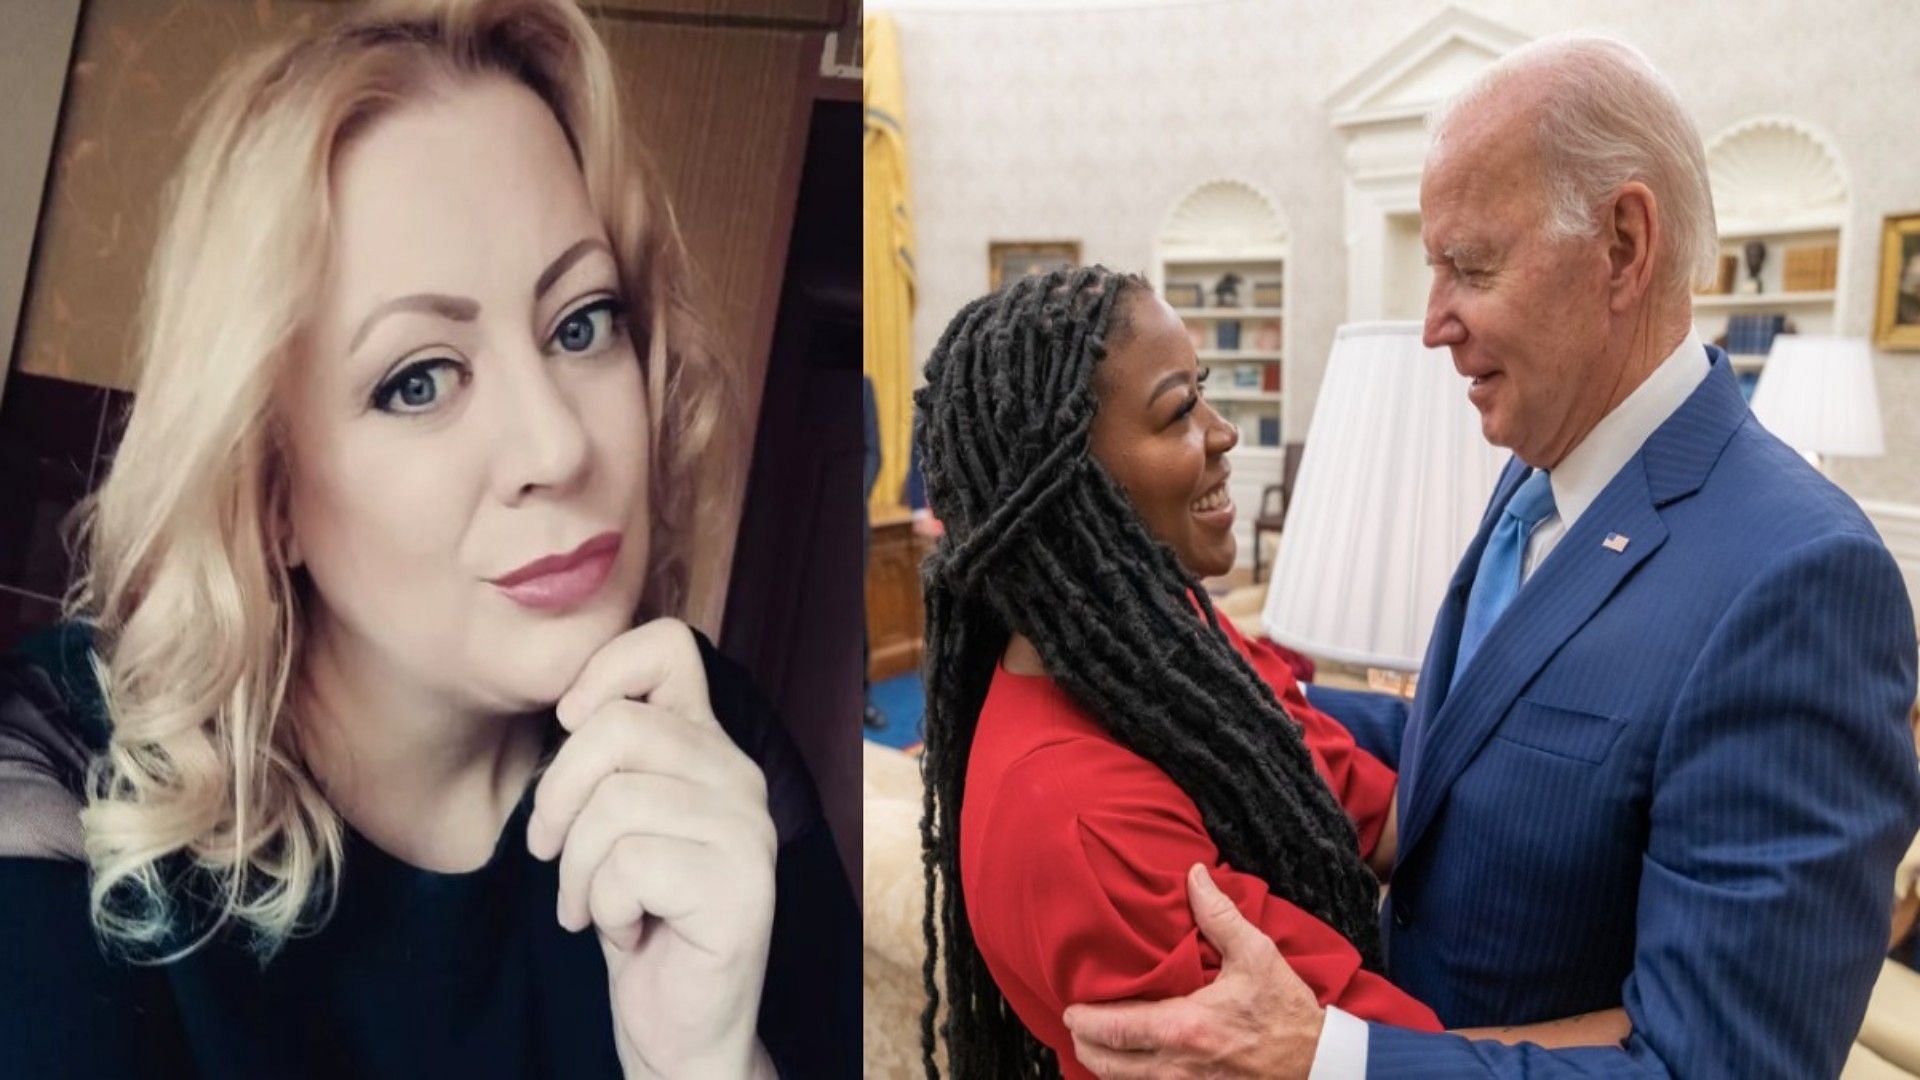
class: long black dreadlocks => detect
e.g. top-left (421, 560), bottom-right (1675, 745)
top-left (914, 265), bottom-right (1385, 1078)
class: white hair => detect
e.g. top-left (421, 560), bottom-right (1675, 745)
top-left (1428, 34), bottom-right (1718, 296)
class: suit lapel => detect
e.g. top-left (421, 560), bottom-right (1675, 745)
top-left (1396, 460), bottom-right (1524, 807)
top-left (1398, 466), bottom-right (1666, 857)
top-left (1395, 348), bottom-right (1751, 861)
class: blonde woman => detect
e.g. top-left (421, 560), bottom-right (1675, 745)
top-left (0, 1), bottom-right (856, 1076)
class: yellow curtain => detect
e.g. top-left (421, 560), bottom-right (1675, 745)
top-left (863, 14), bottom-right (915, 515)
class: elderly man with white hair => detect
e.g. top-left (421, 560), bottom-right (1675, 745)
top-left (1062, 34), bottom-right (1920, 1079)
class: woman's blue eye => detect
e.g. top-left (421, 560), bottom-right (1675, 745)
top-left (373, 359), bottom-right (464, 414)
top-left (549, 299), bottom-right (625, 355)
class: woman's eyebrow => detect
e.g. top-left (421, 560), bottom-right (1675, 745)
top-left (344, 239), bottom-right (610, 356)
top-left (533, 237), bottom-right (613, 301)
top-left (1147, 369), bottom-right (1193, 405)
top-left (349, 294), bottom-right (478, 354)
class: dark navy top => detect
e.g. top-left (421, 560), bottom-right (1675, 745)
top-left (0, 625), bottom-right (858, 1078)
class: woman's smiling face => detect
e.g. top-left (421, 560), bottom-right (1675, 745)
top-left (1089, 290), bottom-right (1240, 579)
top-left (281, 74), bottom-right (651, 711)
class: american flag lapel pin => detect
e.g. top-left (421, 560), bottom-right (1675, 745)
top-left (1602, 533), bottom-right (1630, 553)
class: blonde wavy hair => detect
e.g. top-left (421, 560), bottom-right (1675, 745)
top-left (69, 0), bottom-right (735, 960)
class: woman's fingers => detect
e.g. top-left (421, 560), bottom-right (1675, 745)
top-left (556, 618), bottom-right (716, 732)
top-left (586, 834), bottom-right (707, 950)
top-left (554, 770), bottom-right (762, 931)
top-left (526, 699), bottom-right (765, 860)
top-left (584, 832), bottom-right (775, 956)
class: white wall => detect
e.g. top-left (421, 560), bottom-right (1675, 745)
top-left (884, 0), bottom-right (1920, 505)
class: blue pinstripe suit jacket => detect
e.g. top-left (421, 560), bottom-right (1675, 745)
top-left (1319, 348), bottom-right (1920, 1077)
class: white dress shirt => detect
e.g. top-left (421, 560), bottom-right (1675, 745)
top-left (1308, 330), bottom-right (1710, 1078)
top-left (1523, 331), bottom-right (1710, 581)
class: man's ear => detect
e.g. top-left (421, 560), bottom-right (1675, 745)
top-left (1605, 181), bottom-right (1660, 312)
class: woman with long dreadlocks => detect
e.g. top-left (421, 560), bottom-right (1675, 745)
top-left (914, 266), bottom-right (1628, 1078)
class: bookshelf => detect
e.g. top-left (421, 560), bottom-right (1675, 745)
top-left (1696, 117), bottom-right (1850, 385)
top-left (1155, 179), bottom-right (1292, 568)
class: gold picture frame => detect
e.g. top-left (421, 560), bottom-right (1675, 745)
top-left (1873, 211), bottom-right (1920, 351)
top-left (988, 240), bottom-right (1080, 291)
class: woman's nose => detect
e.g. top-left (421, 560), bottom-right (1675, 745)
top-left (1208, 408), bottom-right (1239, 454)
top-left (494, 352), bottom-right (591, 504)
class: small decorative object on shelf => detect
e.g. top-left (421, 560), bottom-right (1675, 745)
top-left (1234, 364), bottom-right (1261, 388)
top-left (1216, 319), bottom-right (1241, 350)
top-left (1253, 320), bottom-right (1282, 352)
top-left (1165, 281), bottom-right (1204, 308)
top-left (1257, 417), bottom-right (1281, 447)
top-left (1261, 363), bottom-right (1281, 392)
top-left (1253, 279), bottom-right (1284, 307)
top-left (1212, 273), bottom-right (1243, 308)
top-left (1742, 240), bottom-right (1767, 295)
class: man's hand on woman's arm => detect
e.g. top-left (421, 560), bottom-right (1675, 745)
top-left (1063, 864), bottom-right (1631, 1080)
top-left (1063, 864), bottom-right (1325, 1080)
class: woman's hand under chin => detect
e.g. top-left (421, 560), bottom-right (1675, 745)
top-left (525, 618), bottom-right (778, 1079)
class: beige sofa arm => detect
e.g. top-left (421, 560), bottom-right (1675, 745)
top-left (1854, 960), bottom-right (1920, 1077)
top-left (864, 742), bottom-right (931, 973)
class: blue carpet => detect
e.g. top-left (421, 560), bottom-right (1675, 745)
top-left (865, 671), bottom-right (925, 750)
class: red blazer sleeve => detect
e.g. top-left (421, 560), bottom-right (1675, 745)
top-left (1218, 619), bottom-right (1399, 857)
top-left (967, 737), bottom-right (1441, 1044)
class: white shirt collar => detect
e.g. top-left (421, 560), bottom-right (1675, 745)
top-left (1547, 330), bottom-right (1710, 533)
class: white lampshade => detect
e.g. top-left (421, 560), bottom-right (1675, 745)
top-left (1749, 335), bottom-right (1885, 459)
top-left (1262, 322), bottom-right (1505, 671)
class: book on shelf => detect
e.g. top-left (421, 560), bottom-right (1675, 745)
top-left (1166, 282), bottom-right (1204, 308)
top-left (1782, 243), bottom-right (1837, 292)
top-left (1724, 312), bottom-right (1789, 356)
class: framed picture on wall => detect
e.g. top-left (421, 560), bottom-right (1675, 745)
top-left (1873, 210), bottom-right (1920, 351)
top-left (988, 240), bottom-right (1080, 290)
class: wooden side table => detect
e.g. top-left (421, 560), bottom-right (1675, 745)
top-left (866, 507), bottom-right (934, 682)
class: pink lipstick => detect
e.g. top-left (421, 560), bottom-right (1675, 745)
top-left (489, 531), bottom-right (620, 611)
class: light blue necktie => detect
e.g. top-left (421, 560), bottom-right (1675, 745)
top-left (1451, 469), bottom-right (1556, 690)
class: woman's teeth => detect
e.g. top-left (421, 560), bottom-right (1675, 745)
top-left (1191, 485), bottom-right (1230, 513)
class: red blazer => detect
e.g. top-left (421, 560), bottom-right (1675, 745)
top-left (958, 618), bottom-right (1443, 1077)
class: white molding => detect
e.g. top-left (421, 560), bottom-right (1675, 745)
top-left (1326, 5), bottom-right (1529, 127)
top-left (1159, 179), bottom-right (1290, 253)
top-left (1326, 7), bottom-right (1529, 322)
top-left (1707, 115), bottom-right (1851, 235)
